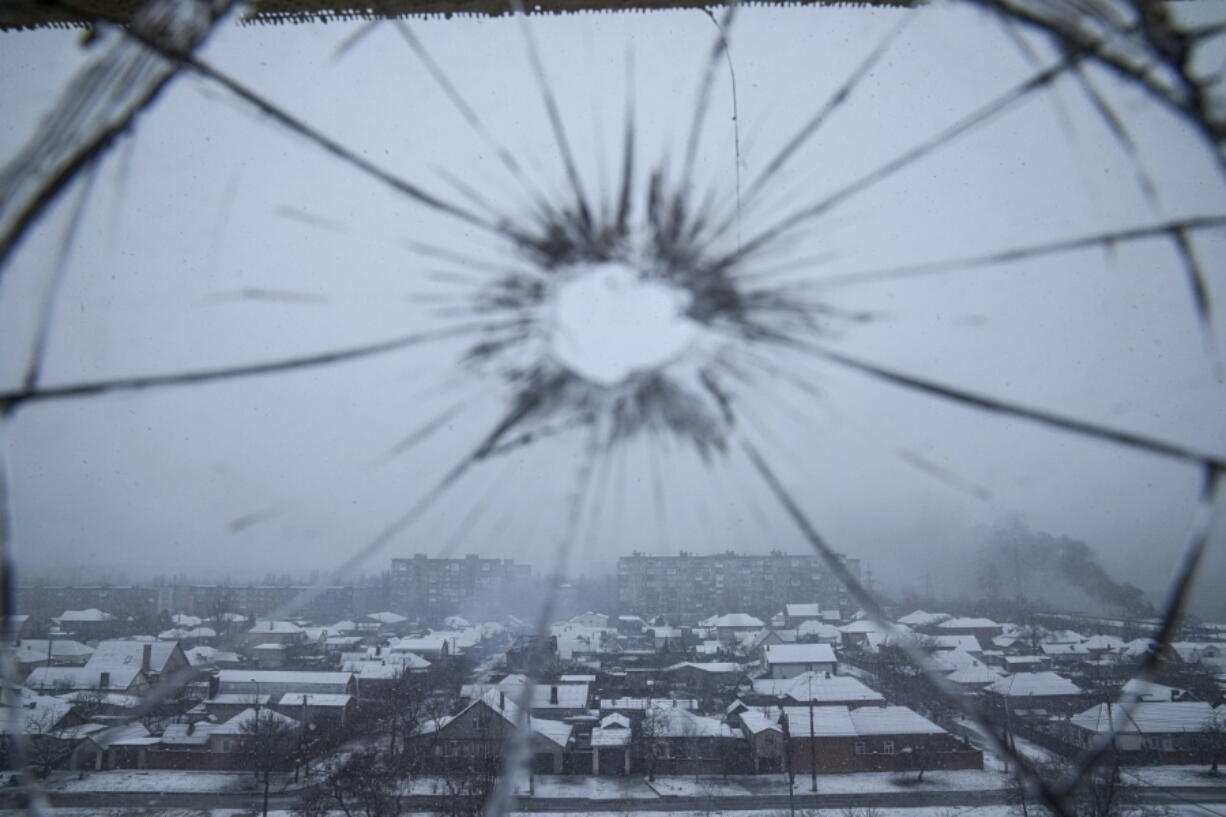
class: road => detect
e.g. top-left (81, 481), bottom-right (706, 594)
top-left (4, 785), bottom-right (1224, 812)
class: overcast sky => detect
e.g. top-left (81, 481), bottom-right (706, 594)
top-left (2, 3), bottom-right (1225, 618)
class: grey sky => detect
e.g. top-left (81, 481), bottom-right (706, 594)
top-left (2, 3), bottom-right (1225, 617)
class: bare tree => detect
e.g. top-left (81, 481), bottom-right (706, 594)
top-left (239, 708), bottom-right (300, 817)
top-left (1200, 708), bottom-right (1226, 777)
top-left (296, 748), bottom-right (407, 817)
top-left (19, 711), bottom-right (75, 778)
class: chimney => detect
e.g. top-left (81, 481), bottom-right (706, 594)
top-left (499, 691), bottom-right (505, 710)
top-left (99, 671), bottom-right (110, 688)
top-left (142, 643), bottom-right (152, 673)
top-left (208, 674), bottom-right (220, 699)
top-left (550, 685), bottom-right (558, 705)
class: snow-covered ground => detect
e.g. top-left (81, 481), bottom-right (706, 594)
top-left (1125, 765), bottom-right (1226, 787)
top-left (40, 769), bottom-right (254, 793)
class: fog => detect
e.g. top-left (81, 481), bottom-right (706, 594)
top-left (2, 1), bottom-right (1225, 619)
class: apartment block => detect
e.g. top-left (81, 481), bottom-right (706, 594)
top-left (390, 554), bottom-right (533, 622)
top-left (617, 550), bottom-right (858, 624)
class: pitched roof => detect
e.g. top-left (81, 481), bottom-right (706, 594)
top-left (277, 692), bottom-right (353, 707)
top-left (897, 610), bottom-right (953, 627)
top-left (785, 604), bottom-right (822, 618)
top-left (26, 665), bottom-right (142, 692)
top-left (212, 707), bottom-right (300, 735)
top-left (645, 704), bottom-right (738, 738)
top-left (710, 613), bottom-right (765, 628)
top-left (938, 617), bottom-right (999, 629)
top-left (986, 672), bottom-right (1083, 697)
top-left (463, 689), bottom-right (574, 748)
top-left (10, 639), bottom-right (94, 664)
top-left (1071, 701), bottom-right (1218, 734)
top-left (218, 670), bottom-right (353, 686)
top-left (780, 705), bottom-right (857, 737)
top-left (764, 643), bottom-right (836, 665)
top-left (849, 706), bottom-right (946, 735)
top-left (248, 620), bottom-right (303, 634)
top-left (88, 640), bottom-right (180, 674)
top-left (55, 608), bottom-right (115, 622)
top-left (663, 661), bottom-right (744, 674)
top-left (752, 671), bottom-right (883, 703)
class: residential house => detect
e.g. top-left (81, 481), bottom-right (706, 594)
top-left (10, 639), bottom-right (94, 679)
top-left (216, 669), bottom-right (357, 700)
top-left (1064, 701), bottom-right (1221, 759)
top-left (936, 618), bottom-right (1003, 648)
top-left (591, 712), bottom-right (632, 775)
top-left (750, 671), bottom-right (883, 707)
top-left (764, 643), bottom-right (837, 679)
top-left (782, 705), bottom-right (982, 773)
top-left (242, 620), bottom-right (307, 648)
top-left (638, 702), bottom-right (744, 775)
top-left (784, 604), bottom-right (824, 629)
top-left (983, 672), bottom-right (1086, 716)
top-left (52, 609), bottom-right (121, 641)
top-left (421, 688), bottom-right (572, 773)
top-left (737, 708), bottom-right (785, 772)
top-left (662, 662), bottom-right (745, 692)
top-left (710, 614), bottom-right (766, 646)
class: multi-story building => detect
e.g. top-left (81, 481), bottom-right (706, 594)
top-left (617, 550), bottom-right (859, 624)
top-left (389, 554), bottom-right (533, 622)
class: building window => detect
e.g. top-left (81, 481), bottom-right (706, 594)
top-left (854, 741), bottom-right (866, 755)
top-left (883, 740), bottom-right (895, 754)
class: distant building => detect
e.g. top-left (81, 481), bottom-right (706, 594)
top-left (617, 551), bottom-right (859, 625)
top-left (389, 554), bottom-right (532, 622)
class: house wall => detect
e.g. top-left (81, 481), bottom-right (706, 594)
top-left (770, 661), bottom-right (837, 680)
top-left (787, 734), bottom-right (982, 773)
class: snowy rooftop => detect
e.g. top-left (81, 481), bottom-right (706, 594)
top-left (1071, 701), bottom-right (1219, 734)
top-left (785, 604), bottom-right (822, 618)
top-left (897, 610), bottom-right (953, 627)
top-left (710, 613), bottom-right (765, 628)
top-left (161, 721), bottom-right (215, 745)
top-left (278, 692), bottom-right (353, 707)
top-left (601, 697), bottom-right (697, 711)
top-left (938, 617), bottom-right (999, 629)
top-left (218, 670), bottom-right (353, 686)
top-left (752, 671), bottom-right (883, 703)
top-left (739, 710), bottom-right (783, 735)
top-left (986, 671), bottom-right (1084, 697)
top-left (26, 665), bottom-right (140, 691)
top-left (88, 640), bottom-right (180, 673)
top-left (212, 707), bottom-right (300, 735)
top-left (645, 705), bottom-right (738, 738)
top-left (10, 639), bottom-right (93, 663)
top-left (849, 706), bottom-right (946, 735)
top-left (366, 611), bottom-right (409, 624)
top-left (797, 621), bottom-right (840, 638)
top-left (664, 661), bottom-right (744, 674)
top-left (55, 608), bottom-right (116, 622)
top-left (764, 643), bottom-right (836, 665)
top-left (1121, 678), bottom-right (1189, 702)
top-left (248, 620), bottom-right (303, 634)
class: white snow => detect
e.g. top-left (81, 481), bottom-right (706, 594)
top-left (549, 261), bottom-right (700, 386)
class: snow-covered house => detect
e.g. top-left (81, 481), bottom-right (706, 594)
top-left (1065, 701), bottom-right (1220, 757)
top-left (710, 613), bottom-right (766, 645)
top-left (983, 671), bottom-right (1086, 715)
top-left (751, 671), bottom-right (884, 707)
top-left (781, 705), bottom-right (982, 773)
top-left (422, 688), bottom-right (572, 773)
top-left (639, 702), bottom-right (743, 775)
top-left (590, 712), bottom-right (632, 775)
top-left (763, 643), bottom-right (837, 679)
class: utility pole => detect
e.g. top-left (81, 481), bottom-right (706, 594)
top-left (780, 708), bottom-right (795, 817)
top-left (807, 674), bottom-right (817, 792)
